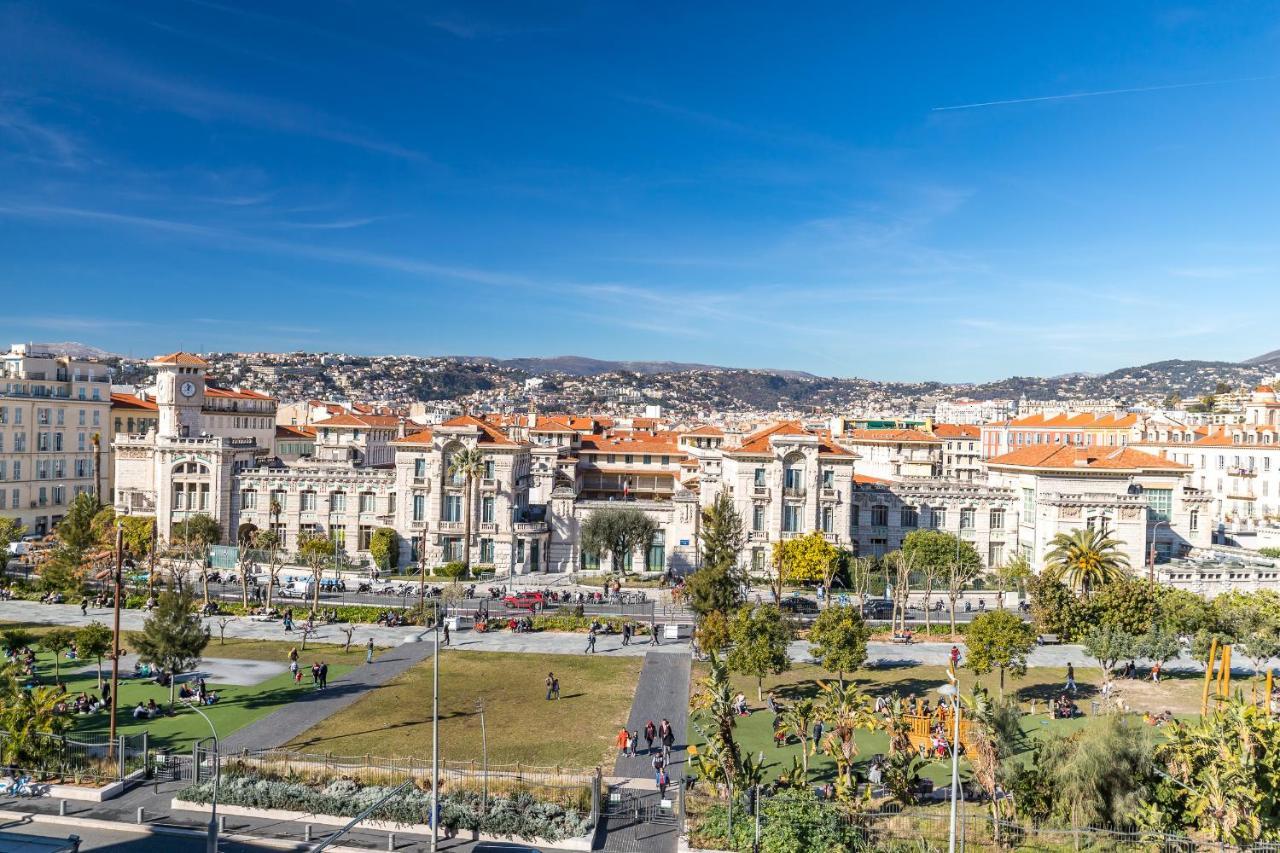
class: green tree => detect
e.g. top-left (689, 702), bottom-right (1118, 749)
top-left (0, 518), bottom-right (27, 576)
top-left (447, 446), bottom-right (486, 571)
top-left (686, 493), bottom-right (746, 616)
top-left (993, 552), bottom-right (1032, 610)
top-left (171, 513), bottom-right (222, 606)
top-left (76, 622), bottom-right (114, 691)
top-left (1138, 627), bottom-right (1183, 672)
top-left (37, 627), bottom-right (76, 682)
top-left (779, 699), bottom-right (818, 777)
top-left (902, 529), bottom-right (982, 635)
top-left (0, 628), bottom-right (35, 658)
top-left (0, 662), bottom-right (72, 769)
top-left (369, 527), bottom-right (398, 571)
top-left (56, 492), bottom-right (102, 553)
top-left (1081, 624), bottom-right (1138, 684)
top-left (298, 532), bottom-right (336, 612)
top-left (129, 588), bottom-right (210, 709)
top-left (1215, 590), bottom-right (1280, 678)
top-left (769, 532), bottom-right (839, 603)
top-left (251, 529), bottom-right (283, 607)
top-left (1156, 586), bottom-right (1215, 637)
top-left (807, 604), bottom-right (869, 685)
top-left (965, 609), bottom-right (1037, 697)
top-left (117, 515), bottom-right (155, 561)
top-left (42, 492), bottom-right (103, 595)
top-left (695, 610), bottom-right (731, 656)
top-left (689, 652), bottom-right (743, 787)
top-left (1044, 528), bottom-right (1130, 597)
top-left (579, 507), bottom-right (658, 575)
top-left (1026, 574), bottom-right (1089, 641)
top-left (726, 603), bottom-right (792, 701)
top-left (1091, 576), bottom-right (1161, 635)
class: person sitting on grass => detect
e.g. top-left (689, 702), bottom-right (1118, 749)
top-left (132, 702), bottom-right (148, 720)
top-left (145, 699), bottom-right (159, 718)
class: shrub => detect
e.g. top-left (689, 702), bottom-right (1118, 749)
top-left (434, 561), bottom-right (469, 580)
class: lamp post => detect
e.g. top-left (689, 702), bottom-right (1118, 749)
top-left (431, 598), bottom-right (440, 853)
top-left (937, 682), bottom-right (961, 853)
top-left (183, 699), bottom-right (220, 853)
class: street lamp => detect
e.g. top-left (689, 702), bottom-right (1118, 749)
top-left (937, 682), bottom-right (961, 853)
top-left (183, 699), bottom-right (220, 853)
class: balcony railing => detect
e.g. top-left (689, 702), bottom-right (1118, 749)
top-left (480, 478), bottom-right (498, 490)
top-left (478, 522), bottom-right (497, 533)
top-left (820, 487), bottom-right (838, 500)
top-left (439, 521), bottom-right (464, 532)
top-left (783, 487), bottom-right (806, 498)
top-left (1229, 467), bottom-right (1258, 477)
top-left (514, 522), bottom-right (548, 534)
top-left (751, 485), bottom-right (770, 499)
top-left (748, 530), bottom-right (770, 542)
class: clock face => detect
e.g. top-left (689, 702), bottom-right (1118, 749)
top-left (180, 381), bottom-right (197, 398)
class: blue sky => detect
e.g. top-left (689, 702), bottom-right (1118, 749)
top-left (1, 2), bottom-right (1278, 382)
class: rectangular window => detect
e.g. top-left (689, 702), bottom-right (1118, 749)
top-left (752, 548), bottom-right (765, 570)
top-left (753, 505), bottom-right (765, 531)
top-left (900, 506), bottom-right (918, 528)
top-left (481, 496), bottom-right (495, 523)
top-left (241, 491), bottom-right (257, 510)
top-left (414, 458), bottom-right (427, 478)
top-left (359, 492), bottom-right (375, 513)
top-left (960, 507), bottom-right (976, 530)
top-left (990, 507), bottom-right (1005, 529)
top-left (516, 539), bottom-right (525, 563)
top-left (300, 491), bottom-right (316, 511)
top-left (359, 525), bottom-right (374, 550)
top-left (871, 505), bottom-right (888, 527)
top-left (930, 508), bottom-right (946, 529)
top-left (661, 455), bottom-right (670, 465)
top-left (1145, 488), bottom-right (1172, 522)
top-left (331, 525), bottom-right (346, 548)
top-left (754, 467), bottom-right (766, 487)
top-left (1022, 488), bottom-right (1034, 516)
top-left (822, 469), bottom-right (834, 487)
top-left (480, 538), bottom-right (494, 563)
top-left (646, 530), bottom-right (665, 571)
top-left (444, 537), bottom-right (463, 562)
top-left (483, 459), bottom-right (495, 479)
top-left (330, 491), bottom-right (347, 512)
top-left (412, 494), bottom-right (426, 522)
top-left (444, 494), bottom-right (462, 522)
top-left (1190, 510), bottom-right (1199, 532)
top-left (988, 542), bottom-right (1005, 567)
top-left (782, 505), bottom-right (802, 532)
top-left (821, 506), bottom-right (834, 533)
top-left (643, 454), bottom-right (652, 465)
top-left (270, 490), bottom-right (287, 511)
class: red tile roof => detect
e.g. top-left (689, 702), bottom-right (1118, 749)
top-left (393, 429), bottom-right (434, 446)
top-left (206, 385), bottom-right (274, 401)
top-left (931, 423), bottom-right (980, 439)
top-left (438, 414), bottom-right (520, 446)
top-left (985, 445), bottom-right (1189, 472)
top-left (843, 428), bottom-right (940, 444)
top-left (151, 352), bottom-right (209, 367)
top-left (729, 422), bottom-right (854, 456)
top-left (313, 413), bottom-right (401, 429)
top-left (275, 424), bottom-right (316, 440)
top-left (110, 392), bottom-right (157, 411)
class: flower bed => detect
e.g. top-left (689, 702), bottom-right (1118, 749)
top-left (178, 771), bottom-right (592, 841)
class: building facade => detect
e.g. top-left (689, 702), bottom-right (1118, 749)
top-left (1, 344), bottom-right (112, 535)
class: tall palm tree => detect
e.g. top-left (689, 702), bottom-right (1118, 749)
top-left (816, 680), bottom-right (876, 799)
top-left (780, 698), bottom-right (817, 777)
top-left (447, 447), bottom-right (486, 573)
top-left (1044, 527), bottom-right (1130, 597)
top-left (689, 652), bottom-right (742, 787)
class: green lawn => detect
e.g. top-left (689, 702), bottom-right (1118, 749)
top-left (286, 650), bottom-right (643, 768)
top-left (6, 628), bottom-right (382, 749)
top-left (690, 662), bottom-right (1202, 786)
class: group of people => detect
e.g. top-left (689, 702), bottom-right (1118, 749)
top-left (287, 648), bottom-right (330, 688)
top-left (131, 698), bottom-right (162, 719)
top-left (615, 718), bottom-right (676, 759)
top-left (178, 677), bottom-right (219, 705)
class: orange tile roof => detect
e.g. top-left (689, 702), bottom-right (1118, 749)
top-left (985, 445), bottom-right (1189, 472)
top-left (1188, 425), bottom-right (1280, 447)
top-left (393, 428), bottom-right (435, 446)
top-left (684, 425), bottom-right (725, 436)
top-left (275, 424), bottom-right (316, 439)
top-left (529, 417), bottom-right (577, 433)
top-left (206, 385), bottom-right (274, 401)
top-left (931, 423), bottom-right (980, 439)
top-left (313, 413), bottom-right (401, 429)
top-left (579, 434), bottom-right (684, 455)
top-left (1007, 412), bottom-right (1136, 429)
top-left (110, 392), bottom-right (157, 411)
top-left (151, 352), bottom-right (209, 367)
top-left (729, 422), bottom-right (854, 456)
top-left (854, 473), bottom-right (892, 485)
top-left (438, 414), bottom-right (520, 446)
top-left (843, 428), bottom-right (940, 444)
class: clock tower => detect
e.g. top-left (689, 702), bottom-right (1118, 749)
top-left (150, 352), bottom-right (208, 438)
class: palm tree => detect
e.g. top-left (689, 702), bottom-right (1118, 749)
top-left (1044, 527), bottom-right (1130, 597)
top-left (447, 447), bottom-right (486, 573)
top-left (816, 680), bottom-right (875, 799)
top-left (780, 698), bottom-right (817, 777)
top-left (689, 652), bottom-right (742, 787)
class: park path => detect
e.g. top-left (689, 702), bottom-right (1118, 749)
top-left (597, 651), bottom-right (691, 853)
top-left (221, 638), bottom-right (437, 752)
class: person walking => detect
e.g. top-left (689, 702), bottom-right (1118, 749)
top-left (659, 718), bottom-right (675, 759)
top-left (551, 675), bottom-right (561, 700)
top-left (629, 730), bottom-right (639, 759)
top-left (616, 728), bottom-right (629, 755)
top-left (546, 672), bottom-right (556, 701)
top-left (621, 623), bottom-right (631, 646)
top-left (365, 638), bottom-right (374, 664)
top-left (1066, 662), bottom-right (1077, 695)
top-left (649, 623), bottom-right (660, 646)
top-left (585, 627), bottom-right (597, 654)
top-left (949, 645), bottom-right (961, 669)
top-left (80, 598), bottom-right (88, 617)
top-left (651, 752), bottom-right (666, 793)
top-left (311, 662), bottom-right (320, 686)
top-left (290, 658), bottom-right (300, 684)
top-left (813, 718), bottom-right (824, 747)
top-left (443, 622), bottom-right (451, 647)
top-left (319, 661), bottom-right (329, 689)
top-left (644, 720), bottom-right (657, 754)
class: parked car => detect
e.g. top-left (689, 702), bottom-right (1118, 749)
top-left (779, 595), bottom-right (819, 616)
top-left (861, 599), bottom-right (895, 620)
top-left (503, 591), bottom-right (545, 610)
top-left (277, 582), bottom-right (310, 599)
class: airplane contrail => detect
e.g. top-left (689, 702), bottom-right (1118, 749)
top-left (933, 74), bottom-right (1278, 111)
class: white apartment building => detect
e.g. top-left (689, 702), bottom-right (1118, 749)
top-left (932, 398), bottom-right (1014, 425)
top-left (0, 344), bottom-right (112, 535)
top-left (933, 423), bottom-right (982, 481)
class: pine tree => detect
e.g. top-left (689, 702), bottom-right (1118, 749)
top-left (130, 589), bottom-right (210, 708)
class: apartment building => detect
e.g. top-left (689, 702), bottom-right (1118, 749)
top-left (933, 423), bottom-right (982, 481)
top-left (0, 344), bottom-right (112, 535)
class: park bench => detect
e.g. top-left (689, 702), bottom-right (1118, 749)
top-left (891, 634), bottom-right (913, 645)
top-left (1038, 634), bottom-right (1061, 645)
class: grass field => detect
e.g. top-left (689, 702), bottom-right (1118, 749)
top-left (3, 624), bottom-right (383, 748)
top-left (286, 650), bottom-right (643, 767)
top-left (689, 662), bottom-right (1208, 785)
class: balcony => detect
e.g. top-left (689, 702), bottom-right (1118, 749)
top-left (1229, 467), bottom-right (1258, 477)
top-left (439, 521), bottom-right (464, 532)
top-left (781, 530), bottom-right (802, 540)
top-left (480, 478), bottom-right (498, 491)
top-left (783, 487), bottom-right (806, 499)
top-left (514, 521), bottom-right (548, 534)
top-left (748, 530), bottom-right (770, 542)
top-left (822, 532), bottom-right (839, 543)
top-left (478, 521), bottom-right (498, 533)
top-left (820, 487), bottom-right (838, 501)
top-left (751, 485), bottom-right (770, 499)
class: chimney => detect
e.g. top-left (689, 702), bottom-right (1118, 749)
top-left (397, 419), bottom-right (406, 439)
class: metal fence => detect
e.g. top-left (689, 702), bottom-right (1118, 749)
top-left (224, 748), bottom-right (599, 816)
top-left (0, 730), bottom-right (148, 785)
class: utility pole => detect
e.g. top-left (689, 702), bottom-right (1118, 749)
top-left (431, 598), bottom-right (440, 853)
top-left (419, 529), bottom-right (429, 612)
top-left (108, 522), bottom-right (124, 753)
